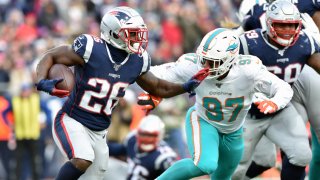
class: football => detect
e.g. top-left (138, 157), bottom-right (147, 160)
top-left (48, 64), bottom-right (75, 92)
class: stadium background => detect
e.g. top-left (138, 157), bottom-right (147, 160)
top-left (0, 0), bottom-right (305, 179)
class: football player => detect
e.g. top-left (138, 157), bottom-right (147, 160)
top-left (234, 0), bottom-right (320, 179)
top-left (34, 6), bottom-right (209, 180)
top-left (233, 1), bottom-right (320, 179)
top-left (107, 115), bottom-right (177, 180)
top-left (138, 28), bottom-right (293, 180)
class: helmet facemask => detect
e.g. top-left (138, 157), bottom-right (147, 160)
top-left (266, 1), bottom-right (301, 47)
top-left (137, 130), bottom-right (159, 152)
top-left (118, 27), bottom-right (148, 54)
top-left (136, 115), bottom-right (165, 152)
top-left (100, 6), bottom-right (149, 54)
top-left (197, 28), bottom-right (239, 79)
top-left (267, 19), bottom-right (301, 47)
top-left (200, 56), bottom-right (236, 79)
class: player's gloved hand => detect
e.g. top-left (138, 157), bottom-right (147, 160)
top-left (254, 100), bottom-right (278, 114)
top-left (301, 13), bottom-right (320, 46)
top-left (35, 79), bottom-right (70, 98)
top-left (182, 68), bottom-right (210, 96)
top-left (137, 93), bottom-right (162, 115)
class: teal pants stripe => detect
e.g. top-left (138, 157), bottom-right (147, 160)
top-left (309, 127), bottom-right (320, 180)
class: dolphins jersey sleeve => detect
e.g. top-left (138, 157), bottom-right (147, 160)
top-left (150, 53), bottom-right (199, 83)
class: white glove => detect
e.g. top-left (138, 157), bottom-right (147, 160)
top-left (301, 13), bottom-right (320, 46)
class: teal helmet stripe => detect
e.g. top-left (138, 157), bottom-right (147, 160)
top-left (203, 28), bottom-right (226, 52)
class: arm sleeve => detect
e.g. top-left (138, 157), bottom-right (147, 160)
top-left (239, 34), bottom-right (249, 55)
top-left (253, 63), bottom-right (293, 110)
top-left (150, 54), bottom-right (197, 83)
top-left (155, 152), bottom-right (177, 171)
top-left (140, 51), bottom-right (151, 75)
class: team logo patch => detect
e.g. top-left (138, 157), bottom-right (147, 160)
top-left (73, 39), bottom-right (83, 52)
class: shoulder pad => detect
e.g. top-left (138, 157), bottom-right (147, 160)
top-left (176, 53), bottom-right (198, 65)
top-left (236, 55), bottom-right (264, 79)
top-left (72, 34), bottom-right (100, 63)
top-left (124, 130), bottom-right (137, 146)
top-left (140, 51), bottom-right (151, 74)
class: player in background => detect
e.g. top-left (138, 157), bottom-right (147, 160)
top-left (237, 0), bottom-right (266, 24)
top-left (234, 0), bottom-right (320, 179)
top-left (34, 6), bottom-right (209, 180)
top-left (233, 1), bottom-right (320, 179)
top-left (138, 28), bottom-right (293, 180)
top-left (107, 115), bottom-right (177, 180)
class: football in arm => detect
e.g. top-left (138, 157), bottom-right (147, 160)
top-left (48, 64), bottom-right (75, 92)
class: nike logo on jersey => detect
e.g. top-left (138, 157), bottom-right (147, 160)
top-left (276, 58), bottom-right (289, 63)
top-left (109, 73), bottom-right (120, 79)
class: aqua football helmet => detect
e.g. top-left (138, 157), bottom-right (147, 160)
top-left (136, 115), bottom-right (165, 152)
top-left (100, 6), bottom-right (148, 54)
top-left (197, 28), bottom-right (239, 79)
top-left (266, 0), bottom-right (301, 47)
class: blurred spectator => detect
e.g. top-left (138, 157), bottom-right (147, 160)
top-left (15, 13), bottom-right (39, 45)
top-left (8, 84), bottom-right (50, 180)
top-left (108, 89), bottom-right (145, 143)
top-left (156, 95), bottom-right (190, 159)
top-left (0, 0), bottom-right (240, 178)
top-left (0, 43), bottom-right (10, 93)
top-left (160, 13), bottom-right (183, 62)
top-left (37, 0), bottom-right (60, 31)
top-left (66, 0), bottom-right (87, 35)
top-left (0, 94), bottom-right (14, 180)
top-left (177, 2), bottom-right (203, 53)
top-left (8, 49), bottom-right (33, 96)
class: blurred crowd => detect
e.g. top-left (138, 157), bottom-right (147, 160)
top-left (0, 0), bottom-right (241, 179)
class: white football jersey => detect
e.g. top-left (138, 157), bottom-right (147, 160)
top-left (151, 53), bottom-right (292, 133)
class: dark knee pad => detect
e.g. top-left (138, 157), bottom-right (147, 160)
top-left (56, 161), bottom-right (85, 180)
top-left (281, 152), bottom-right (306, 180)
top-left (71, 158), bottom-right (92, 172)
top-left (246, 161), bottom-right (272, 178)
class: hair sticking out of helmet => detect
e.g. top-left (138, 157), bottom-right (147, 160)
top-left (196, 28), bottom-right (239, 79)
top-left (100, 6), bottom-right (148, 54)
top-left (136, 115), bottom-right (165, 152)
top-left (266, 0), bottom-right (301, 47)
